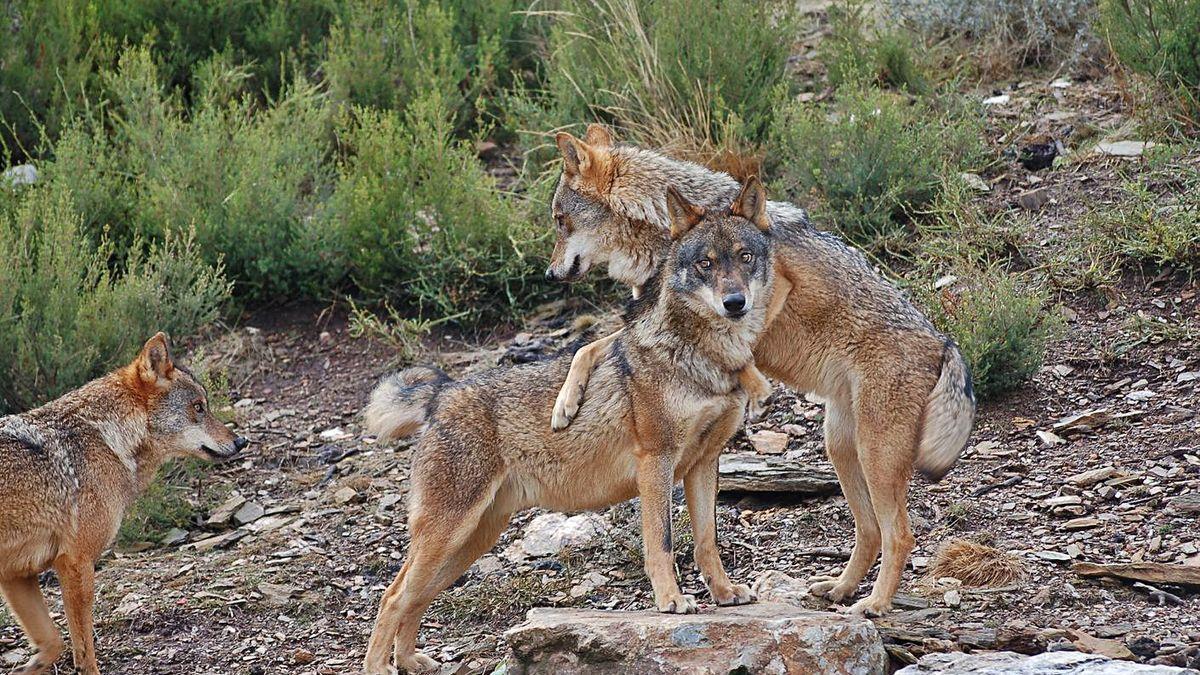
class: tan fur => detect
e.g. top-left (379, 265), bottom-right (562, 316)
top-left (0, 334), bottom-right (246, 674)
top-left (546, 128), bottom-right (977, 617)
top-left (362, 193), bottom-right (773, 674)
top-left (928, 539), bottom-right (1024, 588)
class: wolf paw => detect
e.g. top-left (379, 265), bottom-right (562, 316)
top-left (808, 577), bottom-right (857, 604)
top-left (745, 395), bottom-right (768, 423)
top-left (845, 595), bottom-right (892, 618)
top-left (658, 593), bottom-right (699, 614)
top-left (551, 387), bottom-right (582, 431)
top-left (16, 648), bottom-right (61, 675)
top-left (398, 652), bottom-right (440, 674)
top-left (714, 583), bottom-right (756, 607)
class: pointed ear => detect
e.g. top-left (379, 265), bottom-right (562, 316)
top-left (136, 332), bottom-right (175, 386)
top-left (730, 175), bottom-right (770, 232)
top-left (584, 123), bottom-right (614, 147)
top-left (666, 187), bottom-right (705, 240)
top-left (555, 132), bottom-right (593, 177)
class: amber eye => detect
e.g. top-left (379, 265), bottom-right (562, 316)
top-left (696, 259), bottom-right (712, 271)
top-left (740, 251), bottom-right (753, 264)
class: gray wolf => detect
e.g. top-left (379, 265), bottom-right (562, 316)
top-left (0, 333), bottom-right (247, 674)
top-left (361, 179), bottom-right (777, 674)
top-left (545, 124), bottom-right (975, 617)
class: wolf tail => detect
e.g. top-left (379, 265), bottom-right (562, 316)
top-left (915, 341), bottom-right (975, 482)
top-left (363, 366), bottom-right (452, 442)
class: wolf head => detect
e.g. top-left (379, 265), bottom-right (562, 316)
top-left (546, 125), bottom-right (673, 291)
top-left (662, 176), bottom-right (773, 322)
top-left (127, 333), bottom-right (247, 461)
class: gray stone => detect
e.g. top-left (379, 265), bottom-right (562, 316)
top-left (897, 650), bottom-right (1198, 674)
top-left (233, 501), bottom-right (265, 526)
top-left (2, 164), bottom-right (37, 186)
top-left (504, 603), bottom-right (887, 675)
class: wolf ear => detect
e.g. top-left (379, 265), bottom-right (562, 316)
top-left (584, 123), bottom-right (614, 147)
top-left (556, 132), bottom-right (594, 177)
top-left (666, 187), bottom-right (704, 240)
top-left (136, 332), bottom-right (175, 385)
top-left (730, 175), bottom-right (770, 232)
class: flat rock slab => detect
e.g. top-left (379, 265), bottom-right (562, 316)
top-left (718, 453), bottom-right (841, 495)
top-left (504, 602), bottom-right (886, 674)
top-left (897, 650), bottom-right (1198, 674)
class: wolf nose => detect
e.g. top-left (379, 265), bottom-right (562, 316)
top-left (544, 267), bottom-right (557, 281)
top-left (233, 436), bottom-right (249, 452)
top-left (723, 293), bottom-right (746, 313)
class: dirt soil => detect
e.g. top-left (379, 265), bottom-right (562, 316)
top-left (3, 66), bottom-right (1200, 675)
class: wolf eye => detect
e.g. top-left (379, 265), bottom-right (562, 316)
top-left (193, 401), bottom-right (205, 415)
top-left (696, 259), bottom-right (712, 271)
top-left (740, 251), bottom-right (753, 264)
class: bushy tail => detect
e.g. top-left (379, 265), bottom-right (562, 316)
top-left (363, 366), bottom-right (452, 442)
top-left (916, 341), bottom-right (975, 482)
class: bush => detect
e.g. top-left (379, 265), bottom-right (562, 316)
top-left (536, 0), bottom-right (796, 160)
top-left (885, 0), bottom-right (1096, 69)
top-left (1100, 0), bottom-right (1200, 130)
top-left (0, 0), bottom-right (104, 161)
top-left (769, 86), bottom-right (986, 252)
top-left (922, 267), bottom-right (1058, 399)
top-left (823, 1), bottom-right (930, 94)
top-left (97, 47), bottom-right (334, 299)
top-left (319, 93), bottom-right (554, 320)
top-left (0, 184), bottom-right (230, 414)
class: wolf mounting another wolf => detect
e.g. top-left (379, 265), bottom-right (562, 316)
top-left (545, 124), bottom-right (975, 617)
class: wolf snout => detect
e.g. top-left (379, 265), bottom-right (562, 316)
top-left (722, 292), bottom-right (746, 316)
top-left (233, 436), bottom-right (249, 452)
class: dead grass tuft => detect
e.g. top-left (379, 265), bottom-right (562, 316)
top-left (929, 538), bottom-right (1025, 587)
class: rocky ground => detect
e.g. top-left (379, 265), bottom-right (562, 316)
top-left (3, 52), bottom-right (1200, 675)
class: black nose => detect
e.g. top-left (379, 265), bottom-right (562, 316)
top-left (233, 436), bottom-right (249, 451)
top-left (545, 267), bottom-right (557, 281)
top-left (723, 293), bottom-right (746, 314)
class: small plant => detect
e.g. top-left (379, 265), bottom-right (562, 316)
top-left (348, 299), bottom-right (465, 363)
top-left (929, 538), bottom-right (1025, 587)
top-left (118, 459), bottom-right (227, 547)
top-left (769, 86), bottom-right (985, 252)
top-left (1082, 161), bottom-right (1200, 270)
top-left (922, 266), bottom-right (1059, 399)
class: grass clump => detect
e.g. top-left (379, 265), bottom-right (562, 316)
top-left (0, 183), bottom-right (229, 414)
top-left (770, 87), bottom-right (985, 252)
top-left (118, 459), bottom-right (227, 547)
top-left (536, 0), bottom-right (797, 162)
top-left (1101, 0), bottom-right (1200, 133)
top-left (929, 538), bottom-right (1025, 587)
top-left (922, 266), bottom-right (1058, 399)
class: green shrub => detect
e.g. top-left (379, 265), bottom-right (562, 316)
top-left (538, 0), bottom-right (796, 159)
top-left (922, 267), bottom-right (1058, 399)
top-left (319, 93), bottom-right (554, 320)
top-left (824, 1), bottom-right (930, 94)
top-left (1101, 0), bottom-right (1200, 90)
top-left (769, 86), bottom-right (986, 252)
top-left (0, 184), bottom-right (230, 414)
top-left (96, 0), bottom-right (339, 98)
top-left (97, 47), bottom-right (334, 299)
top-left (0, 0), bottom-right (105, 161)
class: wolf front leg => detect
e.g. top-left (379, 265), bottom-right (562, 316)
top-left (635, 452), bottom-right (696, 614)
top-left (551, 329), bottom-right (622, 430)
top-left (54, 557), bottom-right (99, 675)
top-left (0, 576), bottom-right (64, 675)
top-left (683, 405), bottom-right (755, 606)
top-left (738, 364), bottom-right (772, 422)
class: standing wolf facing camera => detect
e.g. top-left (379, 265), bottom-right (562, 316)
top-left (0, 333), bottom-right (247, 675)
top-left (361, 178), bottom-right (782, 674)
top-left (544, 124), bottom-right (975, 617)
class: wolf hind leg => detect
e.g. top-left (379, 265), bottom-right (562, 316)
top-left (809, 401), bottom-right (881, 605)
top-left (1, 575), bottom-right (64, 675)
top-left (391, 501), bottom-right (512, 670)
